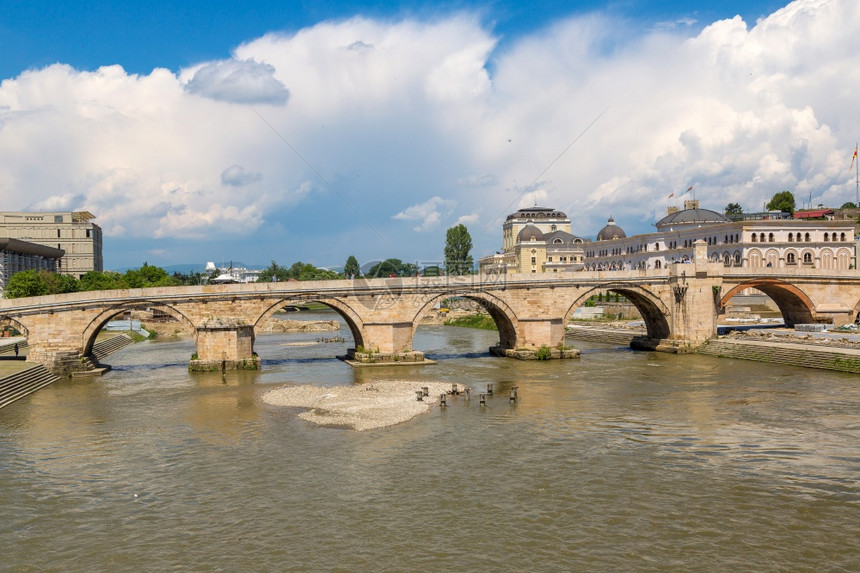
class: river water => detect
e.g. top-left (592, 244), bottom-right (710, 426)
top-left (1, 311), bottom-right (858, 571)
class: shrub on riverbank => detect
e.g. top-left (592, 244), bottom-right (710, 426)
top-left (443, 314), bottom-right (498, 330)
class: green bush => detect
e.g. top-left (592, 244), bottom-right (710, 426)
top-left (535, 345), bottom-right (552, 360)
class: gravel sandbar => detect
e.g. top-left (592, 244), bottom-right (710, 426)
top-left (262, 380), bottom-right (466, 431)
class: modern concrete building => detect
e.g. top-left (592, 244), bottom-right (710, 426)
top-left (480, 207), bottom-right (588, 274)
top-left (583, 200), bottom-right (856, 271)
top-left (0, 211), bottom-right (103, 278)
top-left (0, 238), bottom-right (64, 292)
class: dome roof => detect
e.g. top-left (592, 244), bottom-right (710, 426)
top-left (517, 223), bottom-right (544, 242)
top-left (596, 217), bottom-right (626, 241)
top-left (656, 207), bottom-right (727, 229)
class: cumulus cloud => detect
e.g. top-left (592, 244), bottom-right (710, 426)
top-left (221, 165), bottom-right (263, 186)
top-left (393, 196), bottom-right (456, 232)
top-left (0, 0), bottom-right (858, 267)
top-left (184, 59), bottom-right (289, 104)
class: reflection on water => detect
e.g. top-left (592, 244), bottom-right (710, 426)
top-left (1, 311), bottom-right (858, 571)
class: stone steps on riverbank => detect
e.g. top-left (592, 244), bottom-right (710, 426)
top-left (92, 333), bottom-right (134, 360)
top-left (697, 338), bottom-right (860, 374)
top-left (0, 365), bottom-right (59, 409)
top-left (566, 326), bottom-right (640, 346)
top-left (567, 326), bottom-right (860, 374)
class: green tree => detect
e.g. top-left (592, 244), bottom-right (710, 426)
top-left (124, 263), bottom-right (181, 288)
top-left (41, 272), bottom-right (79, 294)
top-left (766, 190), bottom-right (796, 214)
top-left (840, 202), bottom-right (857, 209)
top-left (366, 258), bottom-right (403, 278)
top-left (444, 224), bottom-right (474, 275)
top-left (344, 255), bottom-right (360, 278)
top-left (79, 270), bottom-right (128, 291)
top-left (4, 270), bottom-right (50, 298)
top-left (724, 202), bottom-right (743, 217)
top-left (257, 261), bottom-right (290, 282)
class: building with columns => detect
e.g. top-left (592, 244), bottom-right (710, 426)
top-left (0, 211), bottom-right (103, 278)
top-left (479, 206), bottom-right (588, 274)
top-left (0, 238), bottom-right (64, 292)
top-left (583, 200), bottom-right (856, 271)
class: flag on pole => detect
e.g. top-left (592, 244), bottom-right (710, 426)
top-left (687, 185), bottom-right (694, 192)
top-left (851, 145), bottom-right (858, 171)
top-left (667, 192), bottom-right (674, 198)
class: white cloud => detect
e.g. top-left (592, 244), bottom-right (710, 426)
top-left (0, 0), bottom-right (858, 267)
top-left (393, 196), bottom-right (456, 232)
top-left (456, 213), bottom-right (479, 226)
top-left (184, 59), bottom-right (289, 104)
top-left (221, 165), bottom-right (263, 187)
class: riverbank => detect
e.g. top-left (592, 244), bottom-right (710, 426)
top-left (565, 323), bottom-right (860, 373)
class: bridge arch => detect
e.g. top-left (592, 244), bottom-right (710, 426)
top-left (81, 302), bottom-right (197, 357)
top-left (254, 297), bottom-right (365, 349)
top-left (0, 315), bottom-right (30, 337)
top-left (410, 292), bottom-right (519, 350)
top-left (720, 279), bottom-right (815, 326)
top-left (564, 283), bottom-right (671, 340)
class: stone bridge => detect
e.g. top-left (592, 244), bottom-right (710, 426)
top-left (2, 242), bottom-right (859, 374)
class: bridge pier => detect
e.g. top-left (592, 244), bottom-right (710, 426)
top-left (344, 322), bottom-right (427, 365)
top-left (490, 317), bottom-right (579, 360)
top-left (189, 318), bottom-right (260, 372)
top-left (655, 241), bottom-right (721, 353)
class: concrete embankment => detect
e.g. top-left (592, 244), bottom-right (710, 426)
top-left (567, 325), bottom-right (860, 374)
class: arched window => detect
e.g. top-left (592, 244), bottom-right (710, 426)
top-left (724, 254), bottom-right (731, 266)
top-left (841, 232), bottom-right (846, 241)
top-left (803, 252), bottom-right (812, 264)
top-left (787, 252), bottom-right (796, 264)
top-left (804, 232), bottom-right (810, 242)
top-left (751, 234), bottom-right (758, 242)
top-left (655, 260), bottom-right (662, 269)
top-left (734, 252), bottom-right (741, 265)
top-left (824, 232), bottom-right (829, 241)
top-left (788, 233), bottom-right (794, 242)
top-left (760, 233), bottom-right (766, 242)
top-left (768, 233), bottom-right (775, 242)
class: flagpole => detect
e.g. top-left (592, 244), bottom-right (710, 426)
top-left (855, 142), bottom-right (859, 207)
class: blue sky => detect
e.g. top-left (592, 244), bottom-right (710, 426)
top-left (1, 0), bottom-right (856, 270)
top-left (2, 1), bottom-right (787, 79)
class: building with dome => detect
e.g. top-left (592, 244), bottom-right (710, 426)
top-left (479, 207), bottom-right (589, 274)
top-left (583, 200), bottom-right (856, 271)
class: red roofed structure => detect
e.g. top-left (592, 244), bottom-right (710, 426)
top-left (793, 209), bottom-right (834, 220)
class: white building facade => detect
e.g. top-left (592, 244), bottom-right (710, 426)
top-left (584, 201), bottom-right (856, 271)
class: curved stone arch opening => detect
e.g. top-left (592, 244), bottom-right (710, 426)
top-left (254, 297), bottom-right (365, 349)
top-left (819, 248), bottom-right (834, 270)
top-left (564, 284), bottom-right (671, 340)
top-left (748, 248), bottom-right (763, 269)
top-left (0, 316), bottom-right (30, 337)
top-left (837, 248), bottom-right (852, 270)
top-left (720, 279), bottom-right (815, 326)
top-left (410, 292), bottom-right (519, 350)
top-left (81, 302), bottom-right (197, 356)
